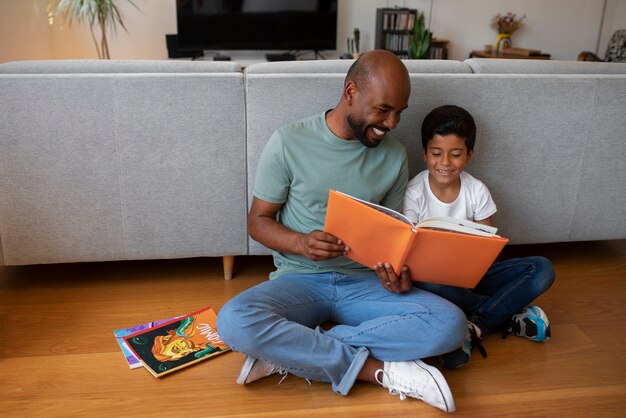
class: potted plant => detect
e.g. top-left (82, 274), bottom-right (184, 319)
top-left (407, 12), bottom-right (432, 59)
top-left (48, 0), bottom-right (139, 59)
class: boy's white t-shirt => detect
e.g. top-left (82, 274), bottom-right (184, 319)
top-left (403, 170), bottom-right (497, 224)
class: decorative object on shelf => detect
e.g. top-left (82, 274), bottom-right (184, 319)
top-left (407, 12), bottom-right (432, 59)
top-left (495, 33), bottom-right (512, 54)
top-left (491, 12), bottom-right (525, 54)
top-left (47, 0), bottom-right (140, 59)
top-left (577, 29), bottom-right (626, 62)
top-left (343, 28), bottom-right (361, 59)
top-left (354, 28), bottom-right (360, 57)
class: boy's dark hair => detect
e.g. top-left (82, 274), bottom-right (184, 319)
top-left (421, 105), bottom-right (476, 153)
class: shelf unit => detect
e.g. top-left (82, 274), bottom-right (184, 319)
top-left (375, 8), bottom-right (448, 60)
top-left (375, 8), bottom-right (417, 58)
top-left (429, 39), bottom-right (449, 59)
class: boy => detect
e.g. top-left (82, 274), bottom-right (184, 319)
top-left (403, 105), bottom-right (555, 369)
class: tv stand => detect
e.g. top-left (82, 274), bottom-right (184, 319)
top-left (213, 54), bottom-right (231, 61)
top-left (265, 52), bottom-right (297, 62)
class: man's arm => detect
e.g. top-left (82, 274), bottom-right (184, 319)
top-left (248, 196), bottom-right (347, 261)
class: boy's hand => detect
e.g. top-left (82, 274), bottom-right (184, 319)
top-left (375, 263), bottom-right (413, 293)
top-left (298, 230), bottom-right (348, 261)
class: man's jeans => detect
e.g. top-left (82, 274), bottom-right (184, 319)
top-left (217, 270), bottom-right (466, 395)
top-left (414, 256), bottom-right (556, 334)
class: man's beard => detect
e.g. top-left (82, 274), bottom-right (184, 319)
top-left (347, 114), bottom-right (384, 148)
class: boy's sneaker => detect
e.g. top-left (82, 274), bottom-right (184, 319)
top-left (236, 356), bottom-right (287, 384)
top-left (440, 321), bottom-right (487, 369)
top-left (504, 305), bottom-right (551, 341)
top-left (376, 360), bottom-right (455, 413)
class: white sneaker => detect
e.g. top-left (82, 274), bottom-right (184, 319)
top-left (236, 356), bottom-right (287, 384)
top-left (376, 360), bottom-right (456, 413)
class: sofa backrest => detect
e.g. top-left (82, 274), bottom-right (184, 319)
top-left (465, 58), bottom-right (626, 74)
top-left (0, 60), bottom-right (247, 265)
top-left (0, 59), bottom-right (241, 74)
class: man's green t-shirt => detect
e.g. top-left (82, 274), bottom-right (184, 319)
top-left (253, 111), bottom-right (409, 278)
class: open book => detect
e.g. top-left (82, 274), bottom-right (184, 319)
top-left (323, 190), bottom-right (509, 288)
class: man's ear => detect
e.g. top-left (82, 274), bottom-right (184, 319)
top-left (344, 80), bottom-right (357, 105)
top-left (467, 149), bottom-right (474, 163)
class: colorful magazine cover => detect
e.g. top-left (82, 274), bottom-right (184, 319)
top-left (123, 306), bottom-right (230, 378)
top-left (114, 315), bottom-right (183, 369)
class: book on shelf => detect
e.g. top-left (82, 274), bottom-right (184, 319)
top-left (114, 315), bottom-right (183, 369)
top-left (385, 33), bottom-right (409, 52)
top-left (382, 9), bottom-right (415, 31)
top-left (122, 306), bottom-right (230, 378)
top-left (323, 190), bottom-right (509, 288)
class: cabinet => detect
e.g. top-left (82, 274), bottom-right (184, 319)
top-left (429, 39), bottom-right (449, 59)
top-left (375, 8), bottom-right (417, 58)
top-left (375, 8), bottom-right (448, 60)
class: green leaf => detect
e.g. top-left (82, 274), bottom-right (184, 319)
top-left (406, 12), bottom-right (432, 59)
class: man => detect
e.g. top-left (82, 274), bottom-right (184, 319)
top-left (217, 50), bottom-right (466, 413)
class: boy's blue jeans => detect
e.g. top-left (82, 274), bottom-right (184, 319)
top-left (414, 256), bottom-right (555, 334)
top-left (217, 270), bottom-right (466, 395)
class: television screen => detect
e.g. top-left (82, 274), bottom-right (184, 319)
top-left (176, 0), bottom-right (338, 52)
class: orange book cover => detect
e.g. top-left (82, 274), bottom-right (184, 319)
top-left (123, 306), bottom-right (230, 378)
top-left (323, 190), bottom-right (509, 288)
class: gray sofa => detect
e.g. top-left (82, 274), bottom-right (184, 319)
top-left (1, 58), bottom-right (625, 279)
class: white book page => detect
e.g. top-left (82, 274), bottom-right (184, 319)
top-left (417, 216), bottom-right (498, 237)
top-left (335, 190), bottom-right (413, 226)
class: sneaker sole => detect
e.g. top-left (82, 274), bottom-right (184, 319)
top-left (236, 356), bottom-right (257, 385)
top-left (414, 360), bottom-right (456, 413)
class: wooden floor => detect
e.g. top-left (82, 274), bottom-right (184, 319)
top-left (1, 240), bottom-right (625, 417)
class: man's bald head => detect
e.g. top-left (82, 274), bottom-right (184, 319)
top-left (344, 50), bottom-right (410, 95)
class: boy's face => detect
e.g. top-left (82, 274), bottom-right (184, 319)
top-left (424, 133), bottom-right (473, 188)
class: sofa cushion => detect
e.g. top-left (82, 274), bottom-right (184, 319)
top-left (465, 58), bottom-right (626, 74)
top-left (245, 59), bottom-right (471, 74)
top-left (0, 59), bottom-right (241, 74)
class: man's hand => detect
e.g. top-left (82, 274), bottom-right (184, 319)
top-left (297, 230), bottom-right (348, 261)
top-left (248, 197), bottom-right (347, 260)
top-left (375, 263), bottom-right (413, 293)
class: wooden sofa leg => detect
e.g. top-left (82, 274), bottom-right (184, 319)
top-left (223, 256), bottom-right (235, 280)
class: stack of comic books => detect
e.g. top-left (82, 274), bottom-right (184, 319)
top-left (114, 306), bottom-right (230, 377)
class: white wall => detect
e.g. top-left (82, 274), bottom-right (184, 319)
top-left (1, 0), bottom-right (625, 62)
top-left (48, 0), bottom-right (177, 59)
top-left (0, 0), bottom-right (54, 61)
